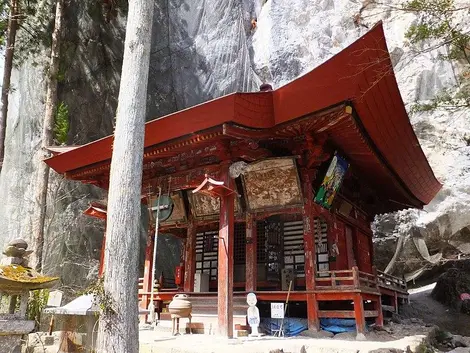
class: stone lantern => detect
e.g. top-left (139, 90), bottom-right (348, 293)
top-left (0, 239), bottom-right (58, 353)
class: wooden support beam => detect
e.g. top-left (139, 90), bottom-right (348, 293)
top-left (140, 232), bottom-right (154, 321)
top-left (353, 293), bottom-right (366, 339)
top-left (319, 310), bottom-right (378, 318)
top-left (217, 165), bottom-right (235, 338)
top-left (184, 220), bottom-right (197, 292)
top-left (375, 297), bottom-right (384, 327)
top-left (394, 290), bottom-right (399, 314)
top-left (352, 266), bottom-right (360, 288)
top-left (301, 168), bottom-right (319, 331)
top-left (245, 213), bottom-right (257, 292)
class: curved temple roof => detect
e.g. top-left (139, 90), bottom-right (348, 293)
top-left (45, 22), bottom-right (441, 209)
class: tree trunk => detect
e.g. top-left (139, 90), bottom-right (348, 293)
top-left (96, 0), bottom-right (154, 352)
top-left (30, 0), bottom-right (64, 271)
top-left (0, 0), bottom-right (19, 168)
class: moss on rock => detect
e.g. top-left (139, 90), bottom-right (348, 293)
top-left (0, 265), bottom-right (58, 284)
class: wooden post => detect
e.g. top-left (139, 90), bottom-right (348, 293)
top-left (372, 266), bottom-right (378, 287)
top-left (375, 296), bottom-right (384, 327)
top-left (184, 220), bottom-right (197, 292)
top-left (353, 293), bottom-right (366, 340)
top-left (245, 213), bottom-right (257, 292)
top-left (217, 165), bottom-right (235, 338)
top-left (140, 232), bottom-right (154, 314)
top-left (394, 291), bottom-right (399, 314)
top-left (352, 266), bottom-right (359, 288)
top-left (301, 168), bottom-right (319, 331)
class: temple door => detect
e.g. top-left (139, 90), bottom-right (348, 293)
top-left (356, 230), bottom-right (372, 273)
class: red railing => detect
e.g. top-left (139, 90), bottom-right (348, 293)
top-left (376, 270), bottom-right (407, 292)
top-left (315, 267), bottom-right (407, 294)
top-left (315, 266), bottom-right (378, 291)
top-left (138, 267), bottom-right (407, 297)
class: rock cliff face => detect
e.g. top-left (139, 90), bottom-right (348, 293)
top-left (0, 0), bottom-right (468, 289)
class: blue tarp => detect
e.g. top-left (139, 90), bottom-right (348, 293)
top-left (259, 317), bottom-right (365, 335)
top-left (260, 317), bottom-right (308, 336)
top-left (320, 318), bottom-right (357, 333)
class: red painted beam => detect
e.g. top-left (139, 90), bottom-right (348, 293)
top-left (245, 213), bottom-right (257, 292)
top-left (217, 164), bottom-right (235, 338)
top-left (184, 220), bottom-right (196, 292)
top-left (375, 297), bottom-right (384, 327)
top-left (140, 232), bottom-right (154, 314)
top-left (315, 292), bottom-right (356, 301)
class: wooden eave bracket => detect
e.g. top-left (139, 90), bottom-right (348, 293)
top-left (192, 174), bottom-right (238, 198)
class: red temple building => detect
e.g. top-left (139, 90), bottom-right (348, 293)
top-left (45, 23), bottom-right (441, 338)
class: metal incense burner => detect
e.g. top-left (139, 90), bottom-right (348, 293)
top-left (168, 294), bottom-right (192, 335)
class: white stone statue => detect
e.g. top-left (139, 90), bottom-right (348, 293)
top-left (246, 292), bottom-right (261, 337)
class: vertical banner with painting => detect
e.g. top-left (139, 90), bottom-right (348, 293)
top-left (314, 153), bottom-right (349, 209)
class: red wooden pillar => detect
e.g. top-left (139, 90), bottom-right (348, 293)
top-left (301, 169), bottom-right (319, 331)
top-left (141, 232), bottom-right (154, 310)
top-left (353, 293), bottom-right (366, 339)
top-left (375, 296), bottom-right (384, 327)
top-left (218, 166), bottom-right (235, 338)
top-left (184, 220), bottom-right (196, 292)
top-left (245, 213), bottom-right (257, 292)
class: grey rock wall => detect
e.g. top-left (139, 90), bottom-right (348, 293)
top-left (0, 0), bottom-right (467, 290)
top-left (0, 0), bottom-right (260, 294)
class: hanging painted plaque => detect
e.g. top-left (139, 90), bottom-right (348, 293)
top-left (314, 153), bottom-right (349, 209)
top-left (187, 191), bottom-right (240, 219)
top-left (242, 157), bottom-right (302, 211)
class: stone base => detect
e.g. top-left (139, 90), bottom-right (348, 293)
top-left (0, 319), bottom-right (35, 334)
top-left (356, 332), bottom-right (367, 341)
top-left (0, 257), bottom-right (28, 266)
top-left (236, 330), bottom-right (249, 337)
top-left (0, 335), bottom-right (23, 353)
top-left (44, 335), bottom-right (55, 346)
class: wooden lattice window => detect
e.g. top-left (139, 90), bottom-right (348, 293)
top-left (195, 223), bottom-right (247, 281)
top-left (315, 218), bottom-right (329, 276)
top-left (234, 223), bottom-right (246, 265)
top-left (283, 220), bottom-right (305, 278)
top-left (256, 217), bottom-right (283, 282)
top-left (195, 229), bottom-right (218, 281)
top-left (256, 221), bottom-right (267, 264)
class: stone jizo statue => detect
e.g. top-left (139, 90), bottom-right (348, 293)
top-left (246, 292), bottom-right (261, 337)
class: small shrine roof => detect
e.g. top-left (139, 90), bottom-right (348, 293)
top-left (44, 22), bottom-right (441, 209)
